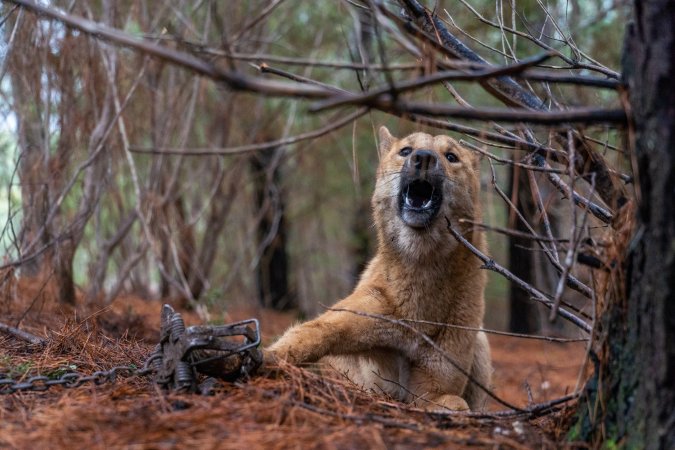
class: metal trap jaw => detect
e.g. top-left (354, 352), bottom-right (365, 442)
top-left (149, 304), bottom-right (263, 393)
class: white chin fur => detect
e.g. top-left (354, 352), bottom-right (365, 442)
top-left (395, 219), bottom-right (456, 260)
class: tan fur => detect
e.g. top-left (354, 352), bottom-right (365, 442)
top-left (267, 127), bottom-right (492, 411)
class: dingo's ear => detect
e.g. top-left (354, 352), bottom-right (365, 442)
top-left (378, 126), bottom-right (395, 157)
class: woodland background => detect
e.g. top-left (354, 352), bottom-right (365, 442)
top-left (2, 0), bottom-right (672, 448)
top-left (0, 0), bottom-right (627, 329)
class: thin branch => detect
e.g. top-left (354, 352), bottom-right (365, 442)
top-left (190, 49), bottom-right (422, 71)
top-left (464, 392), bottom-right (580, 419)
top-left (527, 167), bottom-right (559, 262)
top-left (538, 156), bottom-right (614, 224)
top-left (359, 99), bottom-right (626, 125)
top-left (460, 140), bottom-right (565, 173)
top-left (327, 307), bottom-right (525, 411)
top-left (459, 219), bottom-right (570, 244)
top-left (488, 162), bottom-right (594, 302)
top-left (515, 70), bottom-right (621, 89)
top-left (255, 63), bottom-right (349, 94)
top-left (230, 0), bottom-right (286, 42)
top-left (311, 51), bottom-right (556, 112)
top-left (446, 218), bottom-right (592, 333)
top-left (8, 0), bottom-right (332, 99)
top-left (397, 317), bottom-right (587, 343)
top-left (129, 108), bottom-right (367, 156)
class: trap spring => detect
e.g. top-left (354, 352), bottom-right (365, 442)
top-left (0, 304), bottom-right (263, 395)
top-left (150, 304), bottom-right (263, 393)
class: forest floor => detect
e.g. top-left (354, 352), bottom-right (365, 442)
top-left (0, 287), bottom-right (589, 449)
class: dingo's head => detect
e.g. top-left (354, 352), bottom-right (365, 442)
top-left (372, 126), bottom-right (482, 259)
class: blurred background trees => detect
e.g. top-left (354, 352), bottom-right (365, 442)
top-left (10, 0), bottom-right (674, 446)
top-left (0, 0), bottom-right (629, 329)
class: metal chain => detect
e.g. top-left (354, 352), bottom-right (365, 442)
top-left (0, 353), bottom-right (160, 395)
top-left (0, 304), bottom-right (262, 395)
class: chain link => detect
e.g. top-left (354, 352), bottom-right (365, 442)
top-left (0, 345), bottom-right (163, 394)
top-left (0, 360), bottom-right (157, 395)
top-left (0, 304), bottom-right (262, 395)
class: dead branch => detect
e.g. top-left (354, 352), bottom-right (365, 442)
top-left (311, 51), bottom-right (556, 112)
top-left (446, 218), bottom-right (592, 333)
top-left (7, 0), bottom-right (333, 99)
top-left (397, 317), bottom-right (587, 343)
top-left (459, 140), bottom-right (565, 173)
top-left (188, 49), bottom-right (422, 71)
top-left (327, 98), bottom-right (626, 124)
top-left (129, 108), bottom-right (367, 156)
top-left (230, 0), bottom-right (286, 43)
top-left (0, 321), bottom-right (45, 345)
top-left (542, 158), bottom-right (614, 224)
top-left (487, 163), bottom-right (595, 301)
top-left (256, 63), bottom-right (350, 94)
top-left (459, 220), bottom-right (570, 244)
top-left (464, 392), bottom-right (580, 419)
top-left (397, 0), bottom-right (627, 207)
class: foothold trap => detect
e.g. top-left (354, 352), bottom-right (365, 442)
top-left (148, 304), bottom-right (263, 394)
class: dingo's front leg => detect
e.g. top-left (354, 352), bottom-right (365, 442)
top-left (267, 291), bottom-right (403, 365)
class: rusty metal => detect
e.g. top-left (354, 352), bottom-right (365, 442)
top-left (153, 304), bottom-right (262, 393)
top-left (0, 304), bottom-right (263, 395)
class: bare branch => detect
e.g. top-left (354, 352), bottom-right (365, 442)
top-left (446, 218), bottom-right (592, 333)
top-left (358, 99), bottom-right (626, 124)
top-left (311, 51), bottom-right (556, 112)
top-left (0, 321), bottom-right (45, 345)
top-left (129, 108), bottom-right (367, 156)
top-left (7, 0), bottom-right (333, 99)
top-left (459, 219), bottom-right (570, 244)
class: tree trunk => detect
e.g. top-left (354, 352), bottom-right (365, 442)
top-left (250, 148), bottom-right (292, 311)
top-left (576, 1), bottom-right (675, 448)
top-left (507, 164), bottom-right (541, 333)
top-left (9, 12), bottom-right (51, 278)
top-left (349, 7), bottom-right (376, 285)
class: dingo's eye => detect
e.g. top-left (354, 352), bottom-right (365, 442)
top-left (445, 152), bottom-right (459, 163)
top-left (399, 147), bottom-right (413, 157)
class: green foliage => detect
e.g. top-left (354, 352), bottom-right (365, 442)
top-left (44, 364), bottom-right (78, 380)
top-left (0, 357), bottom-right (33, 378)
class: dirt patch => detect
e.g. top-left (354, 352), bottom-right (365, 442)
top-left (1, 296), bottom-right (587, 449)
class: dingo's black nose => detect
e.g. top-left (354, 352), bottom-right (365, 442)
top-left (411, 149), bottom-right (438, 171)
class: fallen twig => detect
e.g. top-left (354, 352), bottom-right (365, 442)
top-left (0, 321), bottom-right (45, 345)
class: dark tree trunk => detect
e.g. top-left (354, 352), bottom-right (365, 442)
top-left (250, 148), bottom-right (292, 311)
top-left (349, 7), bottom-right (375, 284)
top-left (508, 165), bottom-right (541, 333)
top-left (576, 1), bottom-right (675, 448)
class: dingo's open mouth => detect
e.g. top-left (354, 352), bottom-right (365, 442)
top-left (399, 178), bottom-right (442, 228)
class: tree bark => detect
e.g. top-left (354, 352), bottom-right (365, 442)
top-left (9, 12), bottom-right (51, 278)
top-left (350, 7), bottom-right (375, 284)
top-left (507, 165), bottom-right (540, 333)
top-left (250, 148), bottom-right (292, 311)
top-left (576, 1), bottom-right (675, 448)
